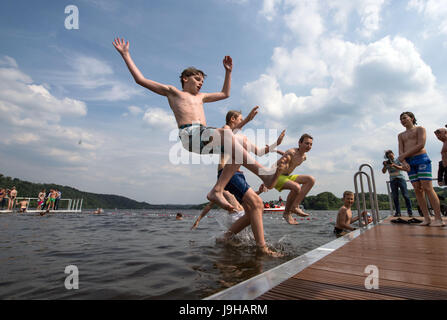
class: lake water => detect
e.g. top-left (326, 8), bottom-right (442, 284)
top-left (0, 209), bottom-right (388, 300)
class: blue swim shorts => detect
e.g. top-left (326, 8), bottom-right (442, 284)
top-left (406, 153), bottom-right (432, 183)
top-left (217, 169), bottom-right (250, 203)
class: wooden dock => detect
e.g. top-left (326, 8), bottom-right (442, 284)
top-left (256, 216), bottom-right (447, 300)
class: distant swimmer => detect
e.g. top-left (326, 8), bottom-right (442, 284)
top-left (334, 191), bottom-right (369, 237)
top-left (93, 208), bottom-right (103, 214)
top-left (274, 134), bottom-right (316, 225)
top-left (398, 112), bottom-right (444, 227)
top-left (113, 38), bottom-right (290, 213)
top-left (176, 213), bottom-right (183, 220)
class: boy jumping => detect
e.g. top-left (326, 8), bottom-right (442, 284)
top-left (113, 38), bottom-right (288, 212)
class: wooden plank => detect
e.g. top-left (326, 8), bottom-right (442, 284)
top-left (257, 217), bottom-right (447, 300)
top-left (294, 268), bottom-right (447, 300)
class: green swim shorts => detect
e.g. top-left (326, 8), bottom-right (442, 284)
top-left (274, 174), bottom-right (299, 192)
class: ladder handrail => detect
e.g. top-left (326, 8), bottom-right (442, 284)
top-left (354, 164), bottom-right (380, 226)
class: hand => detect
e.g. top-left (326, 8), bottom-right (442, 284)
top-left (223, 55), bottom-right (233, 72)
top-left (113, 37), bottom-right (129, 56)
top-left (245, 106), bottom-right (259, 122)
top-left (401, 160), bottom-right (410, 171)
top-left (258, 184), bottom-right (267, 194)
top-left (277, 130), bottom-right (286, 145)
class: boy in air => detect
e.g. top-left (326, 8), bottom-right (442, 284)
top-left (398, 112), bottom-right (444, 227)
top-left (113, 38), bottom-right (288, 212)
top-left (434, 127), bottom-right (447, 186)
top-left (334, 191), bottom-right (369, 237)
top-left (275, 134), bottom-right (316, 224)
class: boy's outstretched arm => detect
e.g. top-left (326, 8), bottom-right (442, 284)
top-left (203, 56), bottom-right (232, 103)
top-left (113, 38), bottom-right (173, 96)
top-left (234, 106), bottom-right (259, 130)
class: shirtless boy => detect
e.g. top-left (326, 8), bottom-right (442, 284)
top-left (398, 112), bottom-right (444, 227)
top-left (275, 134), bottom-right (316, 224)
top-left (334, 191), bottom-right (369, 237)
top-left (434, 127), bottom-right (447, 186)
top-left (113, 38), bottom-right (288, 213)
top-left (191, 109), bottom-right (286, 256)
top-left (8, 186), bottom-right (17, 211)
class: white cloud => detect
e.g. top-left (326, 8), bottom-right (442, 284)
top-left (407, 0), bottom-right (447, 36)
top-left (0, 56), bottom-right (99, 169)
top-left (142, 107), bottom-right (177, 130)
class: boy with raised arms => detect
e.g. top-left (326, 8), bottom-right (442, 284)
top-left (113, 38), bottom-right (288, 213)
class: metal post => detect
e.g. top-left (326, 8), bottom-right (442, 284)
top-left (79, 199), bottom-right (83, 212)
top-left (386, 181), bottom-right (394, 216)
top-left (354, 165), bottom-right (380, 226)
top-left (359, 164), bottom-right (380, 223)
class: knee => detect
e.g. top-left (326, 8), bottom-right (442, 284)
top-left (308, 176), bottom-right (316, 186)
top-left (291, 182), bottom-right (301, 193)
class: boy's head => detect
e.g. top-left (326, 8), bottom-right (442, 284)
top-left (400, 111), bottom-right (417, 125)
top-left (225, 110), bottom-right (242, 126)
top-left (299, 133), bottom-right (313, 152)
top-left (180, 67), bottom-right (207, 89)
top-left (342, 191), bottom-right (355, 206)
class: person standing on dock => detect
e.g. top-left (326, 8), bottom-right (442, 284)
top-left (382, 150), bottom-right (413, 217)
top-left (8, 186), bottom-right (17, 211)
top-left (0, 188), bottom-right (6, 210)
top-left (398, 112), bottom-right (444, 227)
top-left (434, 127), bottom-right (447, 186)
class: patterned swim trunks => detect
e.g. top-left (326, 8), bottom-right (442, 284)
top-left (406, 153), bottom-right (432, 183)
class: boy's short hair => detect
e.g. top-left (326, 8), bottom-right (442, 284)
top-left (179, 67), bottom-right (207, 88)
top-left (299, 133), bottom-right (313, 143)
top-left (343, 190), bottom-right (354, 198)
top-left (400, 111), bottom-right (417, 125)
top-left (225, 110), bottom-right (242, 125)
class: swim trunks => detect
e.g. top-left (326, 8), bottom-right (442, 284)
top-left (406, 153), bottom-right (432, 183)
top-left (274, 174), bottom-right (299, 192)
top-left (333, 227), bottom-right (344, 237)
top-left (178, 124), bottom-right (223, 154)
top-left (217, 169), bottom-right (250, 203)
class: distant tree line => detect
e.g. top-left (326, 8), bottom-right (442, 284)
top-left (2, 173), bottom-right (446, 210)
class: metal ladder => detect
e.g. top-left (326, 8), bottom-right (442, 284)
top-left (353, 164), bottom-right (380, 227)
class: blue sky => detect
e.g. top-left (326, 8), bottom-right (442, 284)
top-left (1, 0), bottom-right (447, 204)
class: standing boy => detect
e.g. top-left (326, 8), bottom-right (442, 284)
top-left (275, 134), bottom-right (316, 224)
top-left (113, 38), bottom-right (288, 212)
top-left (398, 112), bottom-right (444, 227)
top-left (434, 127), bottom-right (447, 186)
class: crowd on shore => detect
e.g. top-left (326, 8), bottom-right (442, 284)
top-left (0, 187), bottom-right (62, 213)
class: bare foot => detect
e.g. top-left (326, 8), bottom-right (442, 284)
top-left (419, 218), bottom-right (431, 226)
top-left (262, 154), bottom-right (291, 189)
top-left (207, 189), bottom-right (236, 212)
top-left (257, 245), bottom-right (284, 257)
top-left (291, 206), bottom-right (309, 217)
top-left (430, 219), bottom-right (445, 227)
top-left (216, 231), bottom-right (242, 247)
top-left (283, 212), bottom-right (299, 225)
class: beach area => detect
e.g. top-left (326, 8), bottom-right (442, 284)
top-left (0, 209), bottom-right (389, 300)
